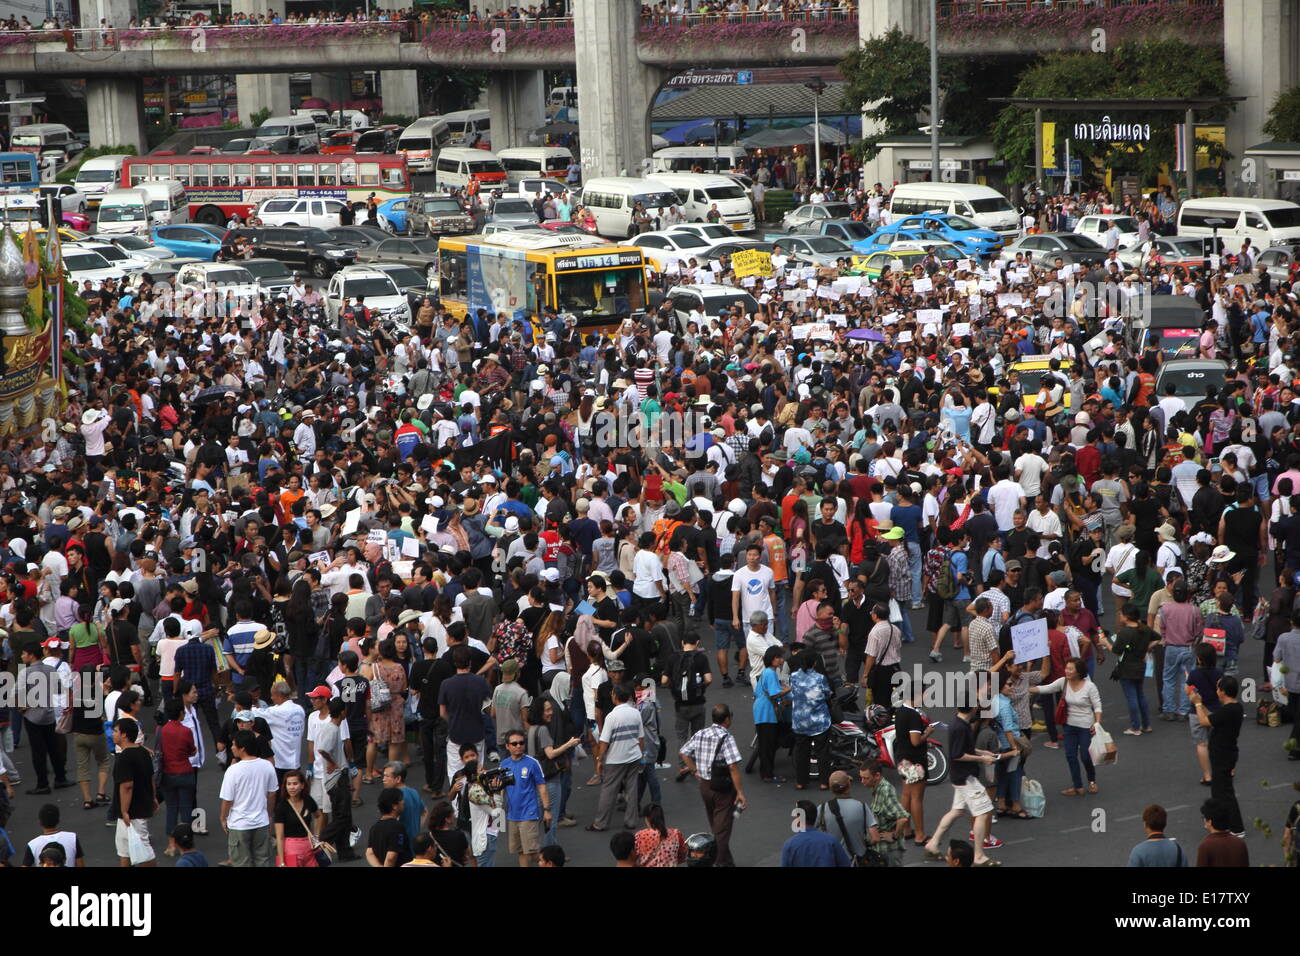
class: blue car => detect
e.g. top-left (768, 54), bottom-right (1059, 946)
top-left (850, 226), bottom-right (952, 256)
top-left (150, 223), bottom-right (227, 261)
top-left (880, 212), bottom-right (1002, 258)
top-left (378, 197), bottom-right (408, 234)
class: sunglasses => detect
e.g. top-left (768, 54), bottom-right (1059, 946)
top-left (507, 740), bottom-right (526, 747)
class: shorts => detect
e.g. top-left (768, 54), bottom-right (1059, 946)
top-left (507, 818), bottom-right (543, 855)
top-left (940, 601), bottom-right (971, 631)
top-left (712, 620), bottom-right (735, 651)
top-left (114, 818), bottom-right (155, 863)
top-left (1188, 712), bottom-right (1209, 745)
top-left (950, 777), bottom-right (994, 817)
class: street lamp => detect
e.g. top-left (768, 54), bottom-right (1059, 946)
top-left (805, 75), bottom-right (827, 189)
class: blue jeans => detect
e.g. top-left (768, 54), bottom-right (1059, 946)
top-left (895, 608), bottom-right (914, 644)
top-left (163, 772), bottom-right (197, 836)
top-left (906, 541), bottom-right (922, 603)
top-left (1162, 644), bottom-right (1194, 716)
top-left (995, 752), bottom-right (1023, 805)
top-left (543, 779), bottom-right (561, 846)
top-left (638, 755), bottom-right (662, 807)
top-left (476, 831), bottom-right (497, 868)
top-left (773, 582), bottom-right (792, 643)
top-left (1120, 678), bottom-right (1150, 731)
top-left (1062, 723), bottom-right (1096, 790)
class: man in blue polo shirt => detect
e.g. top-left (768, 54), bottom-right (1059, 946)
top-left (781, 799), bottom-right (851, 867)
top-left (500, 729), bottom-right (550, 868)
top-left (222, 601), bottom-right (266, 688)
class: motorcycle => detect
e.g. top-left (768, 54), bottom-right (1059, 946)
top-left (825, 686), bottom-right (949, 785)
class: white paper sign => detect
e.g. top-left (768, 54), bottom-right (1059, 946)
top-left (1057, 268), bottom-right (1072, 282)
top-left (951, 322), bottom-right (971, 339)
top-left (308, 550), bottom-right (331, 565)
top-left (1011, 617), bottom-right (1049, 664)
top-left (897, 330), bottom-right (913, 342)
top-left (827, 313), bottom-right (847, 326)
top-left (1036, 285), bottom-right (1053, 299)
top-left (367, 529), bottom-right (388, 545)
top-left (979, 279), bottom-right (999, 292)
top-left (341, 510), bottom-right (360, 536)
top-left (401, 537), bottom-right (421, 558)
top-left (957, 259), bottom-right (973, 272)
top-left (763, 278), bottom-right (778, 290)
top-left (997, 293), bottom-right (1024, 308)
top-left (1013, 268), bottom-right (1031, 283)
top-left (917, 308), bottom-right (943, 324)
top-left (420, 514), bottom-right (439, 535)
top-left (740, 276), bottom-right (757, 287)
top-left (807, 322), bottom-right (834, 341)
top-left (385, 542), bottom-right (401, 563)
top-left (913, 277), bottom-right (933, 293)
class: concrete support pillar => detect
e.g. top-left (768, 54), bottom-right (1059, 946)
top-left (1224, 0), bottom-right (1300, 195)
top-left (310, 73), bottom-right (352, 110)
top-left (486, 70), bottom-right (545, 150)
top-left (85, 77), bottom-right (146, 152)
top-left (574, 0), bottom-right (662, 180)
top-left (380, 70), bottom-right (421, 121)
top-left (857, 0), bottom-right (929, 188)
top-left (232, 0), bottom-right (288, 126)
top-left (79, 0), bottom-right (134, 31)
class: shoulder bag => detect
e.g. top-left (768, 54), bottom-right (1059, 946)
top-left (825, 797), bottom-right (885, 868)
top-left (287, 797), bottom-right (336, 867)
top-left (369, 661), bottom-right (392, 712)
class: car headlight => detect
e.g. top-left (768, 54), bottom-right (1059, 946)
top-left (325, 249), bottom-right (347, 257)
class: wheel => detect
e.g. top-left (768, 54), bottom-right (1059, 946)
top-left (925, 743), bottom-right (948, 786)
top-left (381, 218), bottom-right (396, 234)
top-left (310, 258), bottom-right (329, 279)
top-left (195, 205), bottom-right (225, 227)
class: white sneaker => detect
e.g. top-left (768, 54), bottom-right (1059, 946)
top-left (962, 655), bottom-right (971, 664)
top-left (929, 650), bottom-right (942, 662)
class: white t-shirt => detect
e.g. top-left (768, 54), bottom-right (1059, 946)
top-left (632, 549), bottom-right (664, 599)
top-left (986, 479), bottom-right (1025, 531)
top-left (218, 756), bottom-right (280, 830)
top-left (262, 699), bottom-right (306, 771)
top-left (731, 564), bottom-right (775, 620)
top-left (1014, 453), bottom-right (1049, 498)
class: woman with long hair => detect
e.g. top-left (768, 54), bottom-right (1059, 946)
top-left (68, 603), bottom-right (108, 670)
top-left (286, 577), bottom-right (320, 696)
top-left (633, 803), bottom-right (687, 867)
top-left (535, 610), bottom-right (567, 690)
top-left (268, 575), bottom-right (296, 694)
top-left (274, 768), bottom-right (323, 867)
top-left (788, 497), bottom-right (814, 612)
top-left (847, 497), bottom-right (875, 565)
top-left (367, 638), bottom-right (409, 772)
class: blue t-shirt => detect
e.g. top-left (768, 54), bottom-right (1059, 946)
top-left (754, 668), bottom-right (782, 725)
top-left (946, 405), bottom-right (973, 442)
top-left (890, 504), bottom-right (922, 544)
top-left (501, 754), bottom-right (546, 822)
top-left (781, 829), bottom-right (851, 867)
top-left (175, 850), bottom-right (209, 867)
top-left (951, 550), bottom-right (972, 601)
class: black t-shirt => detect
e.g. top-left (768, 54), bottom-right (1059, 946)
top-left (334, 674), bottom-right (370, 726)
top-left (432, 826), bottom-right (471, 866)
top-left (438, 672), bottom-right (490, 745)
top-left (111, 745), bottom-right (156, 819)
top-left (106, 620), bottom-right (137, 667)
top-left (893, 703), bottom-right (927, 767)
top-left (592, 596), bottom-right (621, 643)
top-left (1222, 507), bottom-right (1262, 557)
top-left (811, 518), bottom-right (847, 556)
top-left (368, 817), bottom-right (412, 866)
top-left (611, 626), bottom-right (654, 678)
top-left (273, 794), bottom-right (319, 839)
top-left (666, 648), bottom-right (710, 706)
top-left (1208, 701), bottom-right (1243, 766)
top-left (946, 715), bottom-right (978, 786)
top-left (409, 658), bottom-right (439, 720)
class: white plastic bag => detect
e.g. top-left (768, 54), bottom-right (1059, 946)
top-left (1088, 724), bottom-right (1117, 767)
top-left (126, 823), bottom-right (154, 866)
top-left (1269, 662), bottom-right (1289, 704)
top-left (1021, 778), bottom-right (1046, 818)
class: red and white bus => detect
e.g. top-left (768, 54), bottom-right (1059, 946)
top-left (120, 152), bottom-right (412, 227)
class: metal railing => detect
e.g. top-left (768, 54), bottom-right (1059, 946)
top-left (936, 0), bottom-right (1222, 15)
top-left (639, 7), bottom-right (857, 26)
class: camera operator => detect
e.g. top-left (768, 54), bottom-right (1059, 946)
top-left (447, 743), bottom-right (499, 867)
top-left (499, 729), bottom-right (551, 868)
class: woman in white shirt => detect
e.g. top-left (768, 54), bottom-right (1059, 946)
top-left (1030, 657), bottom-right (1103, 795)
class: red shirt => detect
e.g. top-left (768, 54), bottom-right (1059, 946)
top-left (160, 720), bottom-right (196, 775)
top-left (1075, 444), bottom-right (1101, 487)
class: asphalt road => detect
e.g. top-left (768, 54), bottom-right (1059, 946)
top-left (3, 600), bottom-right (1295, 869)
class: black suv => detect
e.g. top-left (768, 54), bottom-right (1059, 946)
top-left (220, 226), bottom-right (357, 277)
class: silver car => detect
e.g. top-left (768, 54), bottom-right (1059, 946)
top-left (488, 197), bottom-right (540, 228)
top-left (1257, 242), bottom-right (1300, 284)
top-left (998, 231), bottom-right (1105, 266)
top-left (771, 234), bottom-right (854, 267)
top-left (780, 202), bottom-right (853, 232)
top-left (1154, 359), bottom-right (1228, 415)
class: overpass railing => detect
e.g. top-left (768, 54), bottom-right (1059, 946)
top-left (937, 0), bottom-right (1221, 15)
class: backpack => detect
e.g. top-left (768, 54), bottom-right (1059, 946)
top-left (673, 650), bottom-right (709, 705)
top-left (934, 553), bottom-right (959, 600)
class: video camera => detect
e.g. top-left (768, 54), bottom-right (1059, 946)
top-left (476, 752), bottom-right (515, 794)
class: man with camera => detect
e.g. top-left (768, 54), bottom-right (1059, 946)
top-left (499, 730), bottom-right (550, 868)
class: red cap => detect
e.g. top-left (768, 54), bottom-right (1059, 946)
top-left (306, 685), bottom-right (333, 699)
top-left (41, 637), bottom-right (62, 649)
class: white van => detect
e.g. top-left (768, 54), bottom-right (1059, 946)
top-left (74, 154), bottom-right (131, 205)
top-left (432, 147), bottom-right (507, 191)
top-left (10, 123), bottom-right (82, 159)
top-left (398, 117), bottom-right (453, 173)
top-left (95, 187), bottom-right (151, 235)
top-left (649, 172), bottom-right (754, 231)
top-left (497, 146), bottom-right (573, 185)
top-left (548, 86), bottom-right (577, 109)
top-left (441, 109), bottom-right (491, 148)
top-left (651, 146), bottom-right (749, 175)
top-left (1177, 198), bottom-right (1300, 248)
top-left (581, 177), bottom-right (682, 239)
top-left (888, 182), bottom-right (1020, 240)
top-left (251, 115), bottom-right (320, 151)
top-left (139, 180), bottom-right (189, 227)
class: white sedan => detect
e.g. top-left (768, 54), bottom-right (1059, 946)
top-left (1073, 214), bottom-right (1143, 250)
top-left (629, 229), bottom-right (714, 269)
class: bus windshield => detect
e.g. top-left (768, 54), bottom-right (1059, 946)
top-left (555, 267), bottom-right (645, 316)
top-left (97, 205), bottom-right (145, 222)
top-left (634, 191), bottom-right (678, 209)
top-left (467, 160), bottom-right (503, 174)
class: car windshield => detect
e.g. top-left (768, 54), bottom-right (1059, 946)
top-left (805, 237), bottom-right (851, 253)
top-left (702, 292), bottom-right (758, 313)
top-left (256, 125), bottom-right (290, 137)
top-left (1169, 240), bottom-right (1207, 255)
top-left (422, 199), bottom-right (462, 215)
top-left (205, 267), bottom-right (255, 285)
top-left (494, 200), bottom-right (533, 214)
top-left (969, 197), bottom-right (1014, 214)
top-left (1060, 234), bottom-right (1103, 250)
top-left (668, 233), bottom-right (708, 249)
top-left (97, 205), bottom-right (144, 222)
top-left (1161, 366), bottom-right (1227, 396)
top-left (298, 229), bottom-right (334, 244)
top-left (381, 267), bottom-right (424, 287)
top-left (113, 236), bottom-right (150, 250)
top-left (834, 222), bottom-right (872, 240)
top-left (944, 215), bottom-right (982, 231)
top-left (325, 133), bottom-right (353, 146)
top-left (76, 169), bottom-right (116, 183)
top-left (819, 204), bottom-right (852, 218)
top-left (704, 185), bottom-right (745, 201)
top-left (65, 252), bottom-right (110, 271)
top-left (1105, 218), bottom-right (1140, 232)
top-left (634, 191), bottom-right (678, 209)
top-left (89, 245), bottom-right (128, 262)
top-left (342, 278), bottom-right (399, 298)
top-left (1265, 207), bottom-right (1300, 229)
top-left (928, 243), bottom-right (963, 260)
top-left (242, 260), bottom-right (291, 279)
top-left (466, 161), bottom-right (503, 174)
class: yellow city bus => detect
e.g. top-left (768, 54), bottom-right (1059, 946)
top-left (436, 232), bottom-right (648, 333)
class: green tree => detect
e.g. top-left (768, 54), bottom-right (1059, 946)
top-left (1264, 86), bottom-right (1300, 143)
top-left (839, 26), bottom-right (937, 161)
top-left (419, 68), bottom-right (488, 116)
top-left (991, 40), bottom-right (1230, 186)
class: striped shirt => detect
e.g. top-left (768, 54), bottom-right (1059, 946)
top-left (598, 702), bottom-right (646, 765)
